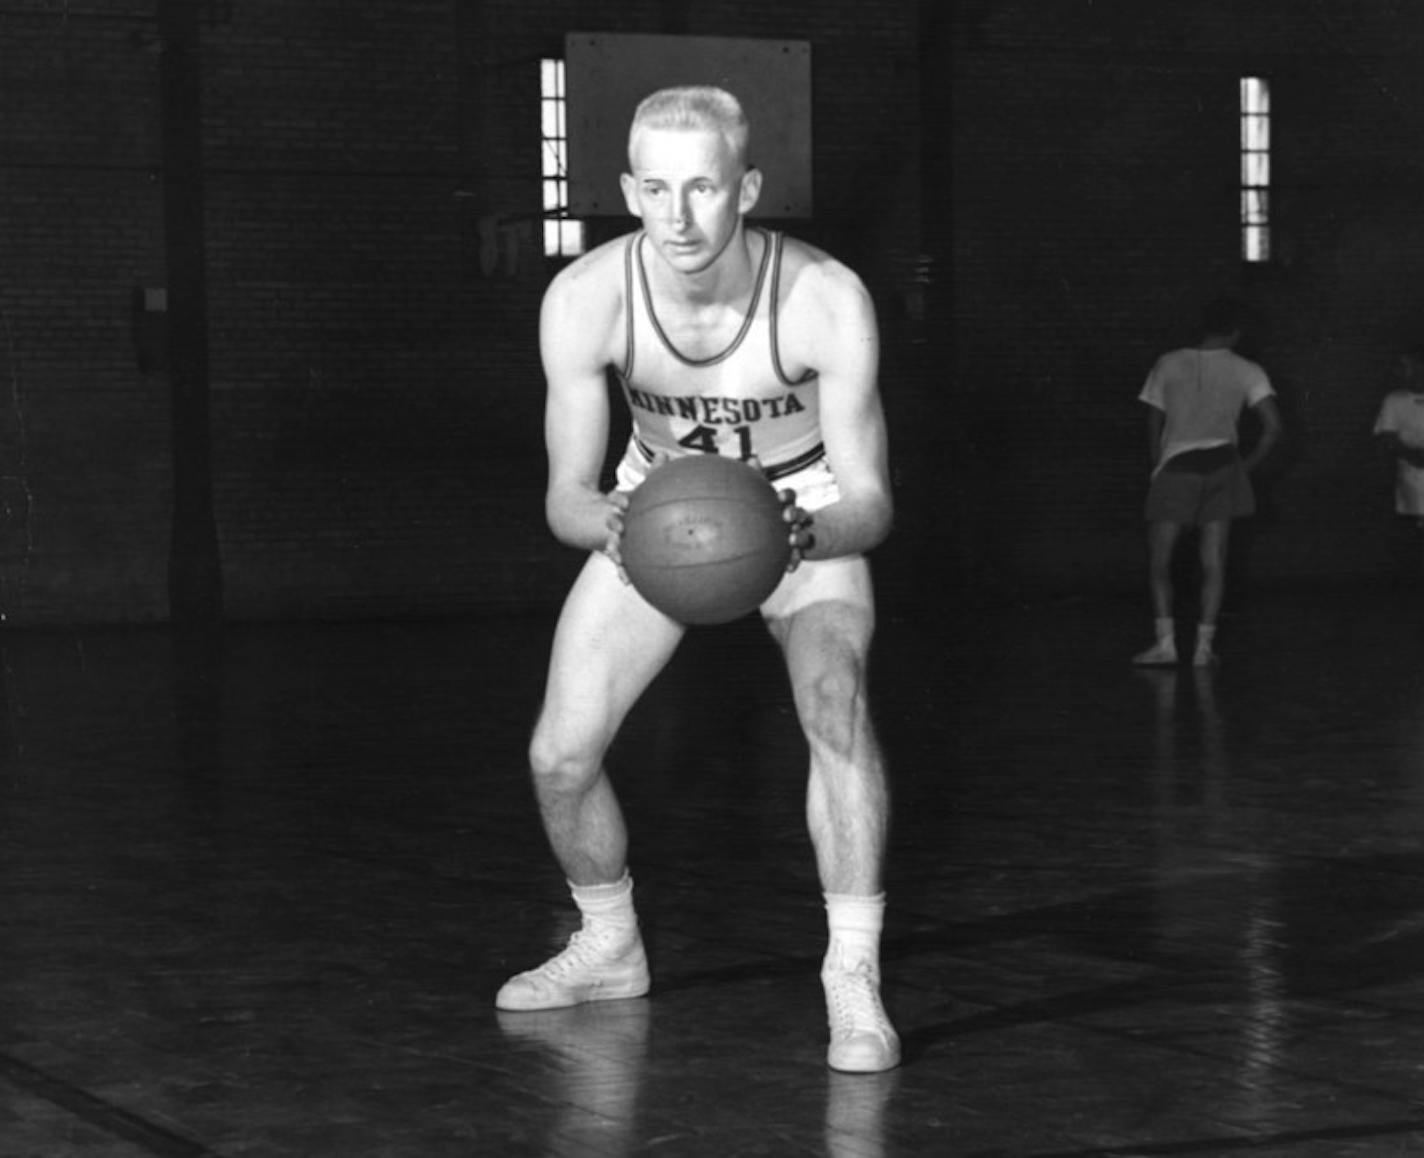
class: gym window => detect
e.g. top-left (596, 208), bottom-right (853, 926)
top-left (541, 58), bottom-right (585, 258)
top-left (1240, 76), bottom-right (1270, 262)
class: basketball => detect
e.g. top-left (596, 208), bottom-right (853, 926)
top-left (620, 454), bottom-right (791, 625)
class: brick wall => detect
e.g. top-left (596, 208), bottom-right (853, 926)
top-left (11, 0), bottom-right (1424, 625)
top-left (0, 0), bottom-right (926, 624)
top-left (0, 4), bottom-right (169, 623)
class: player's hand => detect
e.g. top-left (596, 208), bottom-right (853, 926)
top-left (747, 456), bottom-right (813, 571)
top-left (603, 489), bottom-right (632, 582)
top-left (604, 452), bottom-right (670, 583)
top-left (779, 488), bottom-right (814, 572)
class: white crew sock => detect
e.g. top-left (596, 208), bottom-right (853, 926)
top-left (571, 873), bottom-right (638, 939)
top-left (824, 891), bottom-right (886, 969)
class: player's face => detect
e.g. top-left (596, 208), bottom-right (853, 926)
top-left (620, 127), bottom-right (760, 274)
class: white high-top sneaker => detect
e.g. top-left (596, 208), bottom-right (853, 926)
top-left (822, 955), bottom-right (901, 1073)
top-left (496, 925), bottom-right (649, 1011)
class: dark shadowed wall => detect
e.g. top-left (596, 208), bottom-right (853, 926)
top-left (0, 0), bottom-right (926, 625)
top-left (942, 0), bottom-right (1424, 599)
top-left (3, 0), bottom-right (1422, 626)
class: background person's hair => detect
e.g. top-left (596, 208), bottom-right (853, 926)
top-left (1200, 297), bottom-right (1246, 338)
top-left (628, 86), bottom-right (751, 170)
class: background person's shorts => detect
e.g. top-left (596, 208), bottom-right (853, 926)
top-left (1145, 453), bottom-right (1254, 524)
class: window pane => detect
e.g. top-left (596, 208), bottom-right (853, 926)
top-left (1241, 76), bottom-right (1270, 115)
top-left (1241, 189), bottom-right (1268, 225)
top-left (540, 58), bottom-right (584, 258)
top-left (1239, 76), bottom-right (1271, 263)
top-left (1241, 153), bottom-right (1270, 186)
top-left (1241, 115), bottom-right (1270, 151)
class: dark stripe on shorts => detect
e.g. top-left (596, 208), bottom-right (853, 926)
top-left (1162, 444), bottom-right (1238, 474)
top-left (763, 443), bottom-right (826, 480)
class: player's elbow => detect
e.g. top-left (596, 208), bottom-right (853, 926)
top-left (544, 510), bottom-right (577, 548)
top-left (861, 493), bottom-right (895, 553)
top-left (543, 489), bottom-right (588, 549)
top-left (873, 509), bottom-right (895, 552)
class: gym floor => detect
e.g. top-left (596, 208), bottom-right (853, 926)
top-left (4, 586), bottom-right (1424, 1156)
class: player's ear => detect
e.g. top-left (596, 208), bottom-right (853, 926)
top-left (738, 167), bottom-right (762, 215)
top-left (620, 172), bottom-right (640, 218)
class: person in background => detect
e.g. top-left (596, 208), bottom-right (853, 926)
top-left (1133, 298), bottom-right (1282, 667)
top-left (1372, 344), bottom-right (1424, 580)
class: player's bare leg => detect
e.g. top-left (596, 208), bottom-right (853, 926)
top-left (774, 601), bottom-right (888, 895)
top-left (766, 560), bottom-right (900, 1072)
top-left (497, 553), bottom-right (684, 1012)
top-left (1194, 520), bottom-right (1230, 666)
top-left (1135, 521), bottom-right (1183, 665)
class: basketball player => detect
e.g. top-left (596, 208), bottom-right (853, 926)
top-left (1133, 298), bottom-right (1281, 667)
top-left (1372, 345), bottom-right (1424, 576)
top-left (495, 86), bottom-right (899, 1074)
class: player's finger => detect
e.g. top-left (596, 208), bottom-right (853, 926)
top-left (786, 524), bottom-right (814, 572)
top-left (603, 532), bottom-right (630, 582)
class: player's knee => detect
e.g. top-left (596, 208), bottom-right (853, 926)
top-left (528, 725), bottom-right (601, 791)
top-left (798, 662), bottom-right (869, 758)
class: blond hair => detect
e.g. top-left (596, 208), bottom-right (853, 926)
top-left (627, 86), bottom-right (750, 170)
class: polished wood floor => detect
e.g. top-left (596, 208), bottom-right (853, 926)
top-left (4, 587), bottom-right (1424, 1156)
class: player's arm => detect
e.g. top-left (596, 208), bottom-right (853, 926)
top-left (540, 256), bottom-right (622, 553)
top-left (794, 261), bottom-right (892, 561)
top-left (1138, 358), bottom-right (1168, 467)
top-left (1242, 395), bottom-right (1281, 472)
top-left (1374, 400), bottom-right (1402, 458)
top-left (1377, 428), bottom-right (1424, 468)
top-left (1144, 405), bottom-right (1165, 467)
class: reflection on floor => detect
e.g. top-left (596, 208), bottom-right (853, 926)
top-left (4, 589), bottom-right (1424, 1155)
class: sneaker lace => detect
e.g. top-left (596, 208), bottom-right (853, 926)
top-left (535, 926), bottom-right (619, 981)
top-left (827, 961), bottom-right (887, 1036)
